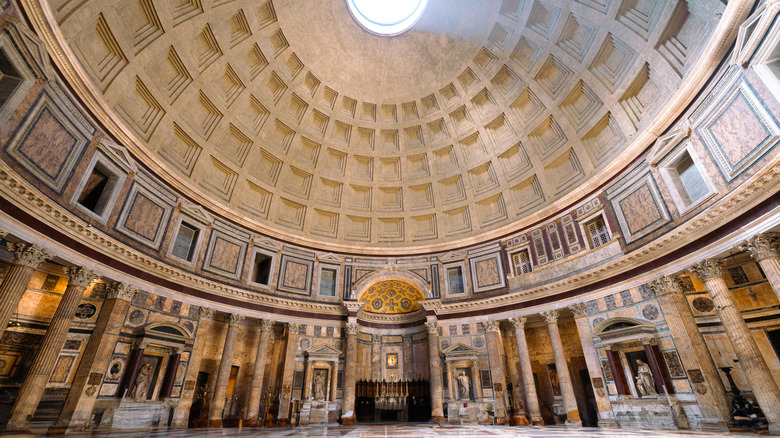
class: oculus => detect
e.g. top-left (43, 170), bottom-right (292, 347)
top-left (346, 0), bottom-right (428, 36)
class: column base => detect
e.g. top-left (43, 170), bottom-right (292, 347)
top-left (596, 418), bottom-right (620, 429)
top-left (277, 418), bottom-right (290, 427)
top-left (0, 428), bottom-right (33, 437)
top-left (430, 416), bottom-right (446, 425)
top-left (768, 422), bottom-right (780, 436)
top-left (208, 419), bottom-right (223, 428)
top-left (530, 416), bottom-right (545, 426)
top-left (340, 414), bottom-right (356, 426)
top-left (698, 419), bottom-right (729, 433)
top-left (511, 414), bottom-right (530, 426)
top-left (241, 418), bottom-right (262, 428)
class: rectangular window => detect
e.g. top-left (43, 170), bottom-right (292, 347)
top-left (171, 222), bottom-right (199, 261)
top-left (72, 158), bottom-right (124, 221)
top-left (675, 153), bottom-right (709, 204)
top-left (252, 253), bottom-right (273, 285)
top-left (319, 268), bottom-right (337, 296)
top-left (511, 249), bottom-right (532, 275)
top-left (447, 266), bottom-right (464, 295)
top-left (585, 216), bottom-right (610, 249)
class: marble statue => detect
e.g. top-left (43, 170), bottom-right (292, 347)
top-left (635, 359), bottom-right (658, 396)
top-left (313, 372), bottom-right (326, 400)
top-left (132, 363), bottom-right (153, 400)
top-left (457, 371), bottom-right (471, 400)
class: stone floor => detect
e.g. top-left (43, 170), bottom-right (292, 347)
top-left (19, 424), bottom-right (764, 438)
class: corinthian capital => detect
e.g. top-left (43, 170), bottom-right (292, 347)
top-left (105, 282), bottom-right (137, 301)
top-left (541, 309), bottom-right (559, 324)
top-left (227, 313), bottom-right (246, 327)
top-left (7, 243), bottom-right (51, 268)
top-left (649, 275), bottom-right (683, 297)
top-left (346, 323), bottom-right (359, 335)
top-left (260, 319), bottom-right (274, 332)
top-left (425, 321), bottom-right (439, 335)
top-left (287, 322), bottom-right (300, 335)
top-left (689, 258), bottom-right (724, 281)
top-left (740, 233), bottom-right (780, 262)
top-left (482, 320), bottom-right (500, 333)
top-left (568, 303), bottom-right (587, 318)
top-left (509, 316), bottom-right (527, 329)
top-left (198, 307), bottom-right (216, 321)
top-left (66, 267), bottom-right (99, 288)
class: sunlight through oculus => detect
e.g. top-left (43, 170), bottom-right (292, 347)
top-left (347, 0), bottom-right (428, 36)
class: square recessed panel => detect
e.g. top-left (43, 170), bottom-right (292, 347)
top-left (6, 92), bottom-right (93, 192)
top-left (468, 252), bottom-right (506, 293)
top-left (278, 253), bottom-right (314, 295)
top-left (693, 76), bottom-right (780, 181)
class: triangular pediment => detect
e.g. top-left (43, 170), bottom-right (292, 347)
top-left (442, 342), bottom-right (479, 357)
top-left (179, 202), bottom-right (213, 226)
top-left (317, 252), bottom-right (341, 263)
top-left (253, 237), bottom-right (281, 252)
top-left (440, 250), bottom-right (466, 262)
top-left (306, 344), bottom-right (342, 358)
top-left (648, 126), bottom-right (690, 166)
top-left (98, 139), bottom-right (138, 174)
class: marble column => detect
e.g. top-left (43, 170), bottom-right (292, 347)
top-left (341, 323), bottom-right (358, 425)
top-left (649, 276), bottom-right (730, 429)
top-left (403, 334), bottom-right (413, 380)
top-left (425, 320), bottom-right (445, 423)
top-left (49, 282), bottom-right (137, 434)
top-left (502, 326), bottom-right (528, 425)
top-left (244, 319), bottom-right (274, 426)
top-left (171, 307), bottom-right (215, 428)
top-left (372, 334), bottom-right (382, 380)
top-left (0, 243), bottom-right (50, 340)
top-left (159, 349), bottom-right (182, 399)
top-left (510, 317), bottom-right (543, 425)
top-left (208, 313), bottom-right (245, 427)
top-left (691, 258), bottom-right (780, 434)
top-left (6, 266), bottom-right (98, 432)
top-left (277, 322), bottom-right (300, 426)
top-left (605, 346), bottom-right (629, 395)
top-left (742, 233), bottom-right (780, 300)
top-left (471, 358), bottom-right (483, 401)
top-left (541, 309), bottom-right (581, 425)
top-left (482, 321), bottom-right (508, 423)
top-left (569, 303), bottom-right (617, 428)
top-left (330, 359), bottom-right (338, 401)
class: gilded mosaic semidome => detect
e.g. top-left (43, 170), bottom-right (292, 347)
top-left (41, 0), bottom-right (728, 252)
top-left (359, 280), bottom-right (424, 314)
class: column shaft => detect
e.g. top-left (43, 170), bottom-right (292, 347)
top-left (0, 243), bottom-right (50, 340)
top-left (244, 319), bottom-right (273, 425)
top-left (693, 259), bottom-right (780, 433)
top-left (543, 310), bottom-right (580, 424)
top-left (208, 314), bottom-right (244, 427)
top-left (482, 321), bottom-right (508, 423)
top-left (6, 267), bottom-right (96, 432)
top-left (341, 323), bottom-right (358, 424)
top-left (651, 277), bottom-right (730, 427)
top-left (49, 283), bottom-right (135, 433)
top-left (471, 359), bottom-right (483, 401)
top-left (160, 353), bottom-right (181, 399)
top-left (277, 323), bottom-right (300, 426)
top-left (511, 317), bottom-right (543, 425)
top-left (171, 308), bottom-right (213, 428)
top-left (502, 328), bottom-right (527, 424)
top-left (330, 359), bottom-right (338, 401)
top-left (570, 304), bottom-right (617, 427)
top-left (426, 321), bottom-right (445, 421)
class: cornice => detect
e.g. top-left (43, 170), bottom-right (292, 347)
top-left (14, 0), bottom-right (752, 256)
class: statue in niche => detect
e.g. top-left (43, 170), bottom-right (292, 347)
top-left (635, 359), bottom-right (658, 396)
top-left (457, 371), bottom-right (471, 400)
top-left (132, 363), bottom-right (153, 400)
top-left (313, 371), bottom-right (326, 400)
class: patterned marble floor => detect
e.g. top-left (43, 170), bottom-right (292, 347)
top-left (22, 424), bottom-right (762, 438)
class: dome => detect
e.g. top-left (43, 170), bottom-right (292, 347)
top-left (35, 0), bottom-right (730, 253)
